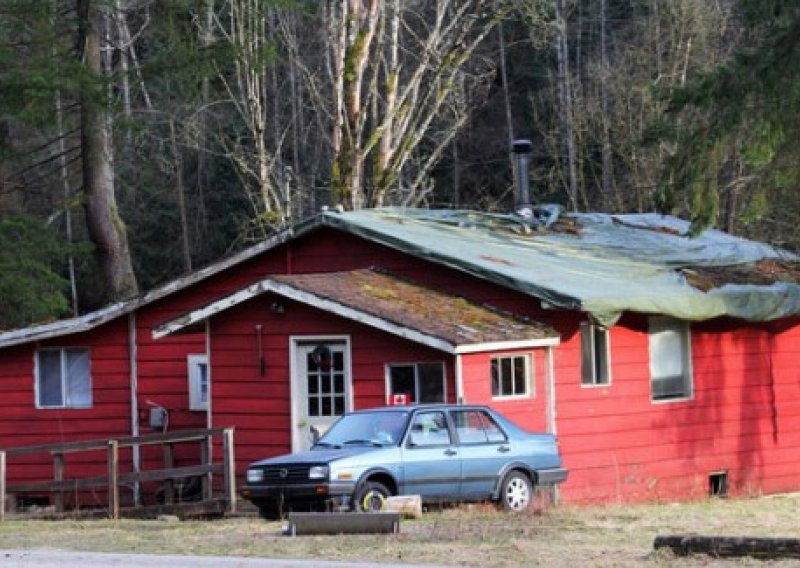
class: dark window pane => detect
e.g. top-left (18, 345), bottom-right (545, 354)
top-left (321, 373), bottom-right (331, 394)
top-left (309, 397), bottom-right (319, 416)
top-left (307, 353), bottom-right (318, 372)
top-left (334, 396), bottom-right (344, 415)
top-left (333, 351), bottom-right (344, 371)
top-left (334, 374), bottom-right (344, 394)
top-left (389, 365), bottom-right (416, 401)
top-left (513, 357), bottom-right (527, 395)
top-left (38, 350), bottom-right (63, 407)
top-left (594, 328), bottom-right (610, 385)
top-left (491, 359), bottom-right (500, 396)
top-left (418, 363), bottom-right (444, 403)
top-left (308, 376), bottom-right (318, 394)
top-left (321, 396), bottom-right (332, 416)
top-left (580, 324), bottom-right (593, 385)
top-left (501, 358), bottom-right (512, 395)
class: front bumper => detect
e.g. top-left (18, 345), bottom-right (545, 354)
top-left (240, 481), bottom-right (357, 506)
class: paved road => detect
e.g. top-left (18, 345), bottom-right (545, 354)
top-left (0, 550), bottom-right (451, 568)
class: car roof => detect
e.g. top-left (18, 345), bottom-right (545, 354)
top-left (350, 404), bottom-right (490, 414)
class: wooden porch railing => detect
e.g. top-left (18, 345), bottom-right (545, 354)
top-left (0, 427), bottom-right (236, 521)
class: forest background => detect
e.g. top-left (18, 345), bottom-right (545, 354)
top-left (0, 0), bottom-right (798, 328)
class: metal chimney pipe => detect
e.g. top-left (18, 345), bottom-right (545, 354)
top-left (512, 139), bottom-right (533, 216)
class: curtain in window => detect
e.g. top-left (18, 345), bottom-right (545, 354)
top-left (650, 320), bottom-right (689, 399)
top-left (65, 349), bottom-right (91, 406)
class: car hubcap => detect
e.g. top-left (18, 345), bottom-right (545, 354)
top-left (505, 477), bottom-right (530, 511)
top-left (361, 490), bottom-right (386, 511)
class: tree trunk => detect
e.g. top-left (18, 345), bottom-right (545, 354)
top-left (599, 0), bottom-right (615, 209)
top-left (79, 0), bottom-right (138, 301)
top-left (554, 0), bottom-right (578, 210)
top-left (169, 119), bottom-right (192, 273)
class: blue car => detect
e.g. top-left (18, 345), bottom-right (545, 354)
top-left (241, 404), bottom-right (567, 517)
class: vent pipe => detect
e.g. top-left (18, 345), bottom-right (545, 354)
top-left (512, 139), bottom-right (533, 218)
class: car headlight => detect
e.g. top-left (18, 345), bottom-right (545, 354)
top-left (309, 465), bottom-right (329, 480)
top-left (247, 468), bottom-right (264, 483)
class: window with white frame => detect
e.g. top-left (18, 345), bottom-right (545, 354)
top-left (649, 317), bottom-right (692, 401)
top-left (491, 354), bottom-right (532, 398)
top-left (188, 354), bottom-right (209, 411)
top-left (36, 348), bottom-right (92, 408)
top-left (581, 322), bottom-right (611, 386)
top-left (387, 362), bottom-right (445, 404)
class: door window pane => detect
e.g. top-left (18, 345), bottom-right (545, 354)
top-left (408, 411), bottom-right (451, 447)
top-left (453, 410), bottom-right (489, 444)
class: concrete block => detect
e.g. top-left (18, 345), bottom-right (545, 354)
top-left (385, 495), bottom-right (422, 519)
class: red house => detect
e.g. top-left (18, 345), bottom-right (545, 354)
top-left (2, 207), bottom-right (800, 506)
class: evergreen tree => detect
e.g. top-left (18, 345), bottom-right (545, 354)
top-left (0, 217), bottom-right (76, 329)
top-left (659, 0), bottom-right (800, 237)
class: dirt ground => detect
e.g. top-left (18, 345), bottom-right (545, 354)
top-left (1, 493), bottom-right (799, 567)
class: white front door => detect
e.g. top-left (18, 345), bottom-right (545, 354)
top-left (291, 339), bottom-right (352, 451)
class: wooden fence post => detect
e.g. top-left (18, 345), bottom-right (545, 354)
top-left (107, 440), bottom-right (119, 520)
top-left (53, 453), bottom-right (64, 513)
top-left (0, 450), bottom-right (6, 522)
top-left (200, 437), bottom-right (212, 501)
top-left (162, 442), bottom-right (175, 504)
top-left (223, 428), bottom-right (236, 514)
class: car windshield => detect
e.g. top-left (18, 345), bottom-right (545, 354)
top-left (316, 411), bottom-right (410, 447)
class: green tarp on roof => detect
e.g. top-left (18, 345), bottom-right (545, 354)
top-left (317, 208), bottom-right (800, 327)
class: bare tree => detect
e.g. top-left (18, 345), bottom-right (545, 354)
top-left (330, 0), bottom-right (510, 210)
top-left (78, 0), bottom-right (138, 300)
top-left (215, 0), bottom-right (286, 232)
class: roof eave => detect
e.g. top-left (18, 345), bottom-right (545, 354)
top-left (454, 337), bottom-right (560, 354)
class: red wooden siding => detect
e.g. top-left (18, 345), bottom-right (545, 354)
top-left (208, 294), bottom-right (456, 476)
top-left (2, 223), bottom-right (800, 508)
top-left (0, 319), bottom-right (133, 501)
top-left (460, 348), bottom-right (549, 433)
top-left (552, 317), bottom-right (800, 503)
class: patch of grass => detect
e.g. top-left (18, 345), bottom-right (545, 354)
top-left (1, 495), bottom-right (799, 566)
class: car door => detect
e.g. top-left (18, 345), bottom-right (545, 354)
top-left (451, 409), bottom-right (510, 499)
top-left (400, 410), bottom-right (461, 499)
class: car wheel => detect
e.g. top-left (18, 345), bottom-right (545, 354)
top-left (499, 470), bottom-right (533, 512)
top-left (354, 481), bottom-right (391, 512)
top-left (252, 500), bottom-right (281, 520)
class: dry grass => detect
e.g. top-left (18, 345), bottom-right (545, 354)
top-left (1, 494), bottom-right (800, 566)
